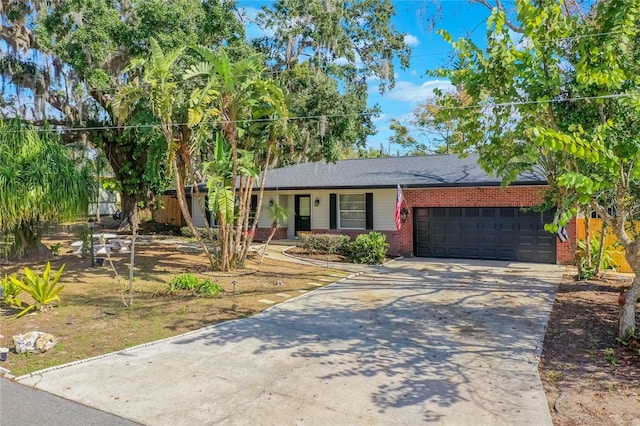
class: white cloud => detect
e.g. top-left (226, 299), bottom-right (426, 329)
top-left (384, 80), bottom-right (455, 103)
top-left (404, 34), bottom-right (420, 47)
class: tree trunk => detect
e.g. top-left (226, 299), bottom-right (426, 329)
top-left (217, 219), bottom-right (231, 272)
top-left (260, 224), bottom-right (279, 264)
top-left (585, 213), bottom-right (592, 268)
top-left (119, 193), bottom-right (140, 232)
top-left (594, 221), bottom-right (607, 277)
top-left (127, 227), bottom-right (136, 307)
top-left (619, 273), bottom-right (640, 339)
top-left (10, 222), bottom-right (49, 260)
top-left (96, 155), bottom-right (102, 223)
top-left (172, 159), bottom-right (217, 271)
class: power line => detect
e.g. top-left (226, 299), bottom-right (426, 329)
top-left (0, 92), bottom-right (635, 133)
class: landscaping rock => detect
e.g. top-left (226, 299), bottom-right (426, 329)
top-left (12, 331), bottom-right (57, 354)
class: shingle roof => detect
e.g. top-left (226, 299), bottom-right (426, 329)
top-left (262, 153), bottom-right (546, 190)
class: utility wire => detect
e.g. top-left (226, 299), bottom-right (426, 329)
top-left (0, 92), bottom-right (636, 134)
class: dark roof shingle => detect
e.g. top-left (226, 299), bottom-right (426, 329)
top-left (262, 153), bottom-right (545, 190)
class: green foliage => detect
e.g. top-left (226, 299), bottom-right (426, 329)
top-left (1, 1), bottom-right (246, 231)
top-left (577, 237), bottom-right (617, 279)
top-left (252, 0), bottom-right (411, 163)
top-left (0, 119), bottom-right (93, 257)
top-left (254, 0), bottom-right (409, 91)
top-left (349, 232), bottom-right (389, 265)
top-left (166, 273), bottom-right (222, 297)
top-left (168, 273), bottom-right (200, 291)
top-left (388, 119), bottom-right (426, 155)
top-left (604, 348), bottom-right (618, 366)
top-left (265, 203), bottom-right (289, 229)
top-left (50, 243), bottom-right (63, 256)
top-left (196, 279), bottom-right (223, 297)
top-left (180, 227), bottom-right (218, 241)
top-left (10, 262), bottom-right (66, 318)
top-left (0, 274), bottom-right (24, 308)
top-left (299, 234), bottom-right (351, 256)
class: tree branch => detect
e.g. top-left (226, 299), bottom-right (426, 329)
top-left (476, 0), bottom-right (524, 33)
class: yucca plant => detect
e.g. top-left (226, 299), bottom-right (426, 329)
top-left (10, 262), bottom-right (65, 318)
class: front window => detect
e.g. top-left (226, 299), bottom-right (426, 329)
top-left (339, 193), bottom-right (366, 229)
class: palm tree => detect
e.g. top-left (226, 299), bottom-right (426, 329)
top-left (185, 47), bottom-right (289, 270)
top-left (260, 203), bottom-right (289, 263)
top-left (0, 119), bottom-right (92, 259)
top-left (113, 38), bottom-right (219, 270)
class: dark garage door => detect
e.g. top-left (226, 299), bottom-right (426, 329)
top-left (414, 207), bottom-right (556, 263)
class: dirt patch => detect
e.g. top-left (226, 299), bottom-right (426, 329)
top-left (0, 229), bottom-right (350, 376)
top-left (539, 277), bottom-right (640, 425)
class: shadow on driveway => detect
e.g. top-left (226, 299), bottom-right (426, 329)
top-left (18, 259), bottom-right (562, 425)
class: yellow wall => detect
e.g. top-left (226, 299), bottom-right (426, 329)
top-left (576, 218), bottom-right (632, 273)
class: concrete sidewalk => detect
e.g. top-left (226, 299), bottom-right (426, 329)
top-left (15, 257), bottom-right (562, 425)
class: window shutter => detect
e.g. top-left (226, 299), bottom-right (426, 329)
top-left (330, 193), bottom-right (337, 229)
top-left (365, 192), bottom-right (373, 229)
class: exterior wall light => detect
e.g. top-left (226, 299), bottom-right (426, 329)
top-left (314, 199), bottom-right (320, 206)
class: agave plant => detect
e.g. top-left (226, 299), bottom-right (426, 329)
top-left (10, 262), bottom-right (65, 318)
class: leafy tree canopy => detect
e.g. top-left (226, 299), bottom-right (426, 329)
top-left (0, 119), bottom-right (92, 258)
top-left (252, 0), bottom-right (411, 162)
top-left (0, 0), bottom-right (247, 230)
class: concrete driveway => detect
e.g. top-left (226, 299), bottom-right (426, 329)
top-left (16, 258), bottom-right (562, 425)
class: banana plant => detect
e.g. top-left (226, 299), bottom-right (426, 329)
top-left (10, 262), bottom-right (65, 318)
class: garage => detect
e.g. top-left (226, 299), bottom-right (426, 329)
top-left (414, 207), bottom-right (556, 263)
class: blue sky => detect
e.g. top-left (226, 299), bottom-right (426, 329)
top-left (237, 0), bottom-right (494, 154)
top-left (369, 1), bottom-right (492, 153)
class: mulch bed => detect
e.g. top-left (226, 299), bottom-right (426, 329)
top-left (539, 276), bottom-right (640, 425)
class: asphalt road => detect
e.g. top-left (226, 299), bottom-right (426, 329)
top-left (0, 378), bottom-right (138, 426)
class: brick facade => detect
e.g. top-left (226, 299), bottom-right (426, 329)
top-left (256, 185), bottom-right (575, 264)
top-left (395, 185), bottom-right (575, 264)
top-left (253, 227), bottom-right (288, 242)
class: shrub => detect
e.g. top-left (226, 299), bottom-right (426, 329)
top-left (1, 274), bottom-right (24, 308)
top-left (197, 279), bottom-right (223, 297)
top-left (168, 273), bottom-right (199, 291)
top-left (50, 242), bottom-right (63, 256)
top-left (10, 262), bottom-right (66, 318)
top-left (166, 273), bottom-right (222, 297)
top-left (577, 237), bottom-right (617, 279)
top-left (299, 234), bottom-right (351, 255)
top-left (181, 226), bottom-right (218, 241)
top-left (350, 232), bottom-right (389, 264)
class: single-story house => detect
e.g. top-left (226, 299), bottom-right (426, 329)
top-left (156, 154), bottom-right (575, 264)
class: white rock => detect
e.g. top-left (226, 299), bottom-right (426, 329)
top-left (12, 331), bottom-right (57, 354)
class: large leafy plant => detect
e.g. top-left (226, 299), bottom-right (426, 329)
top-left (10, 262), bottom-right (65, 318)
top-left (0, 274), bottom-right (24, 309)
top-left (350, 232), bottom-right (389, 265)
top-left (577, 237), bottom-right (618, 280)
